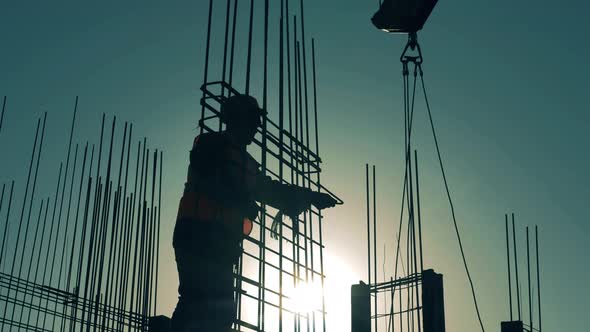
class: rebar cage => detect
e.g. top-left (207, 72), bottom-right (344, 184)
top-left (196, 1), bottom-right (341, 331)
top-left (199, 79), bottom-right (337, 332)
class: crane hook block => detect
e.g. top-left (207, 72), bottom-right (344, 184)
top-left (372, 0), bottom-right (438, 34)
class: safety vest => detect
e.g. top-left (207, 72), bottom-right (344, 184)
top-left (176, 134), bottom-right (258, 236)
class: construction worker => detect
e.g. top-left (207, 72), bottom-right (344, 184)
top-left (170, 94), bottom-right (337, 332)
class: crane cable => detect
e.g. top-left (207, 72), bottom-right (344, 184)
top-left (417, 62), bottom-right (486, 332)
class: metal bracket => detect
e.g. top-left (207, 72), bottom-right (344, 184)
top-left (400, 32), bottom-right (423, 64)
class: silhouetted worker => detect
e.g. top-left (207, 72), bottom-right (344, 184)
top-left (171, 94), bottom-right (337, 332)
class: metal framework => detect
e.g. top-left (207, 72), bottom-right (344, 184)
top-left (360, 161), bottom-right (429, 332)
top-left (198, 1), bottom-right (341, 332)
top-left (0, 101), bottom-right (162, 331)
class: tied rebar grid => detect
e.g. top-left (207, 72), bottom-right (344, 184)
top-left (0, 104), bottom-right (163, 331)
top-left (197, 2), bottom-right (341, 332)
top-left (363, 162), bottom-right (426, 332)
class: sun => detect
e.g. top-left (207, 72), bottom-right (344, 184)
top-left (288, 280), bottom-right (324, 314)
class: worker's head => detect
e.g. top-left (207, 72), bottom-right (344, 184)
top-left (220, 94), bottom-right (263, 146)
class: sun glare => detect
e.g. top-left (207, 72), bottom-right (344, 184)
top-left (288, 280), bottom-right (324, 313)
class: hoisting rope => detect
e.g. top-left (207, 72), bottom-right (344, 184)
top-left (391, 33), bottom-right (486, 332)
top-left (418, 63), bottom-right (486, 331)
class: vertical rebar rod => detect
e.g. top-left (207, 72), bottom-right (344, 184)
top-left (200, 0), bottom-right (214, 134)
top-left (139, 147), bottom-right (150, 321)
top-left (228, 0), bottom-right (238, 88)
top-left (38, 162), bottom-right (64, 329)
top-left (103, 184), bottom-right (120, 330)
top-left (105, 122), bottom-right (128, 326)
top-left (120, 139), bottom-right (140, 318)
top-left (406, 73), bottom-right (420, 323)
top-left (279, 1), bottom-right (285, 331)
top-left (311, 38), bottom-right (320, 160)
top-left (505, 214), bottom-right (513, 320)
top-left (66, 143), bottom-right (89, 293)
top-left (155, 150), bottom-right (163, 316)
top-left (0, 96), bottom-right (6, 135)
top-left (113, 195), bottom-right (129, 330)
top-left (311, 37), bottom-right (327, 332)
top-left (70, 166), bottom-right (93, 332)
top-left (145, 151), bottom-right (158, 316)
top-left (51, 98), bottom-right (78, 294)
top-left (0, 178), bottom-right (14, 267)
top-left (85, 113), bottom-right (106, 314)
top-left (293, 14), bottom-right (298, 188)
top-left (526, 227), bottom-right (532, 332)
top-left (299, 0), bottom-right (315, 327)
top-left (92, 116), bottom-right (117, 331)
top-left (535, 226), bottom-right (541, 332)
top-left (123, 196), bottom-right (132, 328)
top-left (286, 0), bottom-right (294, 184)
top-left (221, 0), bottom-right (232, 98)
top-left (82, 177), bottom-right (102, 331)
top-left (294, 19), bottom-right (299, 182)
top-left (57, 141), bottom-right (80, 295)
top-left (129, 139), bottom-right (147, 316)
top-left (511, 213), bottom-right (521, 321)
top-left (124, 140), bottom-right (142, 314)
top-left (1, 116), bottom-right (40, 329)
top-left (135, 146), bottom-right (149, 318)
top-left (87, 142), bottom-right (112, 331)
top-left (414, 150), bottom-right (424, 273)
top-left (0, 183), bottom-right (8, 272)
top-left (293, 17), bottom-right (301, 332)
top-left (0, 185), bottom-right (4, 241)
top-left (373, 165), bottom-right (378, 332)
top-left (299, 0), bottom-right (311, 173)
top-left (27, 196), bottom-right (51, 327)
top-left (14, 116), bottom-right (42, 269)
top-left (260, 2), bottom-right (269, 330)
top-left (399, 281), bottom-right (403, 332)
top-left (72, 145), bottom-right (94, 331)
top-left (122, 192), bottom-right (134, 314)
top-left (297, 40), bottom-right (304, 186)
top-left (245, 0), bottom-right (255, 94)
top-left (93, 180), bottom-right (113, 331)
top-left (25, 113), bottom-right (51, 328)
top-left (18, 198), bottom-right (46, 325)
top-left (366, 164), bottom-right (371, 285)
top-left (116, 123), bottom-right (133, 324)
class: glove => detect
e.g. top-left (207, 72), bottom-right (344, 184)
top-left (310, 191), bottom-right (337, 210)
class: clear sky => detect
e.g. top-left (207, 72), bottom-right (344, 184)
top-left (1, 1), bottom-right (588, 331)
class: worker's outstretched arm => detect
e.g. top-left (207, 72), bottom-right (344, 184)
top-left (253, 175), bottom-right (337, 215)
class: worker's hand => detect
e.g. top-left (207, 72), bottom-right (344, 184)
top-left (311, 192), bottom-right (337, 210)
top-left (284, 190), bottom-right (312, 216)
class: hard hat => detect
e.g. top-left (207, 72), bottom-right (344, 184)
top-left (220, 94), bottom-right (265, 127)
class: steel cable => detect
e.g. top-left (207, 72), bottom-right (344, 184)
top-left (418, 64), bottom-right (486, 332)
